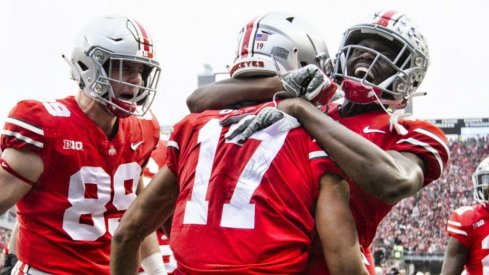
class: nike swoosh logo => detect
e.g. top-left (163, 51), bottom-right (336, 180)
top-left (131, 141), bottom-right (144, 151)
top-left (363, 126), bottom-right (385, 134)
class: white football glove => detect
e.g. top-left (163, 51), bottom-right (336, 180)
top-left (224, 107), bottom-right (299, 144)
top-left (280, 64), bottom-right (337, 105)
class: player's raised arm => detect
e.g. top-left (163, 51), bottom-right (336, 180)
top-left (186, 76), bottom-right (282, 113)
top-left (277, 98), bottom-right (427, 204)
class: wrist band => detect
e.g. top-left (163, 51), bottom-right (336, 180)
top-left (141, 252), bottom-right (167, 275)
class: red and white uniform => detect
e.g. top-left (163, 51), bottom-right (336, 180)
top-left (1, 96), bottom-right (160, 275)
top-left (142, 140), bottom-right (176, 274)
top-left (166, 103), bottom-right (340, 274)
top-left (305, 104), bottom-right (450, 275)
top-left (447, 204), bottom-right (489, 274)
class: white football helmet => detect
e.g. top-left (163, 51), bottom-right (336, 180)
top-left (68, 15), bottom-right (161, 117)
top-left (231, 12), bottom-right (332, 78)
top-left (334, 10), bottom-right (429, 109)
top-left (473, 156), bottom-right (489, 203)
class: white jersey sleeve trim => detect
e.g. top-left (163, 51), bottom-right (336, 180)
top-left (414, 128), bottom-right (449, 157)
top-left (447, 226), bottom-right (468, 236)
top-left (6, 117), bottom-right (44, 135)
top-left (447, 220), bottom-right (462, 227)
top-left (1, 129), bottom-right (43, 148)
top-left (396, 137), bottom-right (443, 176)
top-left (309, 151), bottom-right (328, 160)
top-left (167, 140), bottom-right (179, 150)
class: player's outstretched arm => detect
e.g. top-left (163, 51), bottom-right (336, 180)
top-left (111, 166), bottom-right (179, 275)
top-left (0, 148), bottom-right (40, 215)
top-left (316, 173), bottom-right (368, 275)
top-left (186, 76), bottom-right (282, 113)
top-left (440, 237), bottom-right (467, 275)
top-left (278, 98), bottom-right (425, 204)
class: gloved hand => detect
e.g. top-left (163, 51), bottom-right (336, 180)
top-left (1, 254), bottom-right (18, 275)
top-left (224, 107), bottom-right (299, 144)
top-left (280, 64), bottom-right (337, 105)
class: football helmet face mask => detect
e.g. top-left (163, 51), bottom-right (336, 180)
top-left (69, 15), bottom-right (161, 117)
top-left (473, 157), bottom-right (489, 203)
top-left (334, 10), bottom-right (429, 109)
top-left (231, 12), bottom-right (333, 79)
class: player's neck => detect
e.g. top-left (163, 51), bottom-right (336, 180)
top-left (76, 92), bottom-right (119, 136)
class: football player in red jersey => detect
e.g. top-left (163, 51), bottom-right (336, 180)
top-left (0, 15), bottom-right (165, 275)
top-left (140, 140), bottom-right (176, 275)
top-left (112, 12), bottom-right (368, 275)
top-left (186, 10), bottom-right (450, 274)
top-left (441, 156), bottom-right (489, 274)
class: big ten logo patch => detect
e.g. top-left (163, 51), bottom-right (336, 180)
top-left (63, 140), bottom-right (83, 151)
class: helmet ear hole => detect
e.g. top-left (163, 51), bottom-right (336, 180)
top-left (102, 61), bottom-right (110, 75)
top-left (77, 61), bottom-right (89, 71)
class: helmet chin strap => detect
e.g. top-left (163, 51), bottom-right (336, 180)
top-left (366, 84), bottom-right (411, 136)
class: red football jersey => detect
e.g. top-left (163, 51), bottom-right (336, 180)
top-left (1, 96), bottom-right (160, 275)
top-left (166, 103), bottom-right (340, 274)
top-left (305, 103), bottom-right (450, 274)
top-left (447, 204), bottom-right (489, 274)
top-left (142, 140), bottom-right (176, 274)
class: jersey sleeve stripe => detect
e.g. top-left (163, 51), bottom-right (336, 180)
top-left (167, 140), bottom-right (179, 150)
top-left (414, 128), bottom-right (450, 157)
top-left (1, 129), bottom-right (44, 148)
top-left (6, 117), bottom-right (44, 135)
top-left (447, 226), bottom-right (468, 236)
top-left (309, 151), bottom-right (328, 160)
top-left (396, 137), bottom-right (443, 176)
top-left (447, 220), bottom-right (462, 227)
top-left (160, 245), bottom-right (173, 255)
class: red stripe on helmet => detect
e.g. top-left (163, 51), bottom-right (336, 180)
top-left (377, 10), bottom-right (397, 27)
top-left (134, 20), bottom-right (153, 58)
top-left (240, 19), bottom-right (257, 58)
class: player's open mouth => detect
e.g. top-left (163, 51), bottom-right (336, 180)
top-left (119, 93), bottom-right (135, 101)
top-left (354, 66), bottom-right (376, 83)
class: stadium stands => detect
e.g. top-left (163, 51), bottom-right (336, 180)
top-left (374, 135), bottom-right (489, 273)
